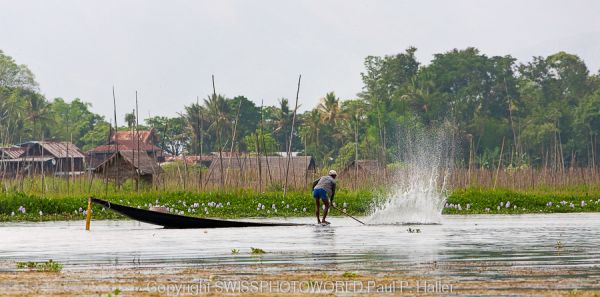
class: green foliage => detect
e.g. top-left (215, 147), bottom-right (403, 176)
top-left (16, 260), bottom-right (63, 272)
top-left (446, 188), bottom-right (600, 214)
top-left (0, 189), bottom-right (374, 221)
top-left (2, 47), bottom-right (600, 169)
top-left (250, 247), bottom-right (266, 254)
top-left (342, 271), bottom-right (360, 278)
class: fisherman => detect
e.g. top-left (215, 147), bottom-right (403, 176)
top-left (312, 170), bottom-right (337, 225)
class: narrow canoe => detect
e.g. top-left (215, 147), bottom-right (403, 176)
top-left (91, 197), bottom-right (302, 229)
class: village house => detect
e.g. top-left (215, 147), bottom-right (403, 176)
top-left (0, 141), bottom-right (85, 176)
top-left (87, 129), bottom-right (164, 168)
top-left (93, 150), bottom-right (164, 185)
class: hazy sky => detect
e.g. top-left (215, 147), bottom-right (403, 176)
top-left (1, 0), bottom-right (599, 122)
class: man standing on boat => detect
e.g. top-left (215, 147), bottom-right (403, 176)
top-left (312, 170), bottom-right (337, 225)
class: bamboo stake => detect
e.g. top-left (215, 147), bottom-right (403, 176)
top-left (212, 75), bottom-right (225, 190)
top-left (225, 99), bottom-right (242, 185)
top-left (283, 74), bottom-right (301, 198)
top-left (112, 86), bottom-right (120, 189)
top-left (493, 137), bottom-right (505, 190)
top-left (135, 92), bottom-right (140, 191)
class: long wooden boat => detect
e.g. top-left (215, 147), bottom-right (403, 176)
top-left (91, 197), bottom-right (302, 229)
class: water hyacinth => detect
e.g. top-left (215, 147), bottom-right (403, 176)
top-left (497, 206), bottom-right (501, 211)
top-left (485, 208), bottom-right (490, 212)
top-left (271, 204), bottom-right (276, 209)
top-left (343, 202), bottom-right (348, 208)
top-left (78, 207), bottom-right (83, 213)
top-left (226, 202), bottom-right (230, 206)
top-left (500, 202), bottom-right (504, 207)
top-left (581, 201), bottom-right (586, 207)
top-left (39, 211), bottom-right (43, 216)
top-left (11, 211), bottom-right (15, 216)
top-left (505, 201), bottom-right (511, 208)
top-left (18, 206), bottom-right (26, 214)
top-left (303, 208), bottom-right (307, 212)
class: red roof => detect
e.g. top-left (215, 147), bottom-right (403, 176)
top-left (88, 142), bottom-right (163, 153)
top-left (110, 129), bottom-right (156, 145)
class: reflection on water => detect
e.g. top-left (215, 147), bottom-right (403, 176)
top-left (1, 213), bottom-right (599, 274)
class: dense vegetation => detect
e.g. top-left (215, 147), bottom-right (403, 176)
top-left (2, 188), bottom-right (599, 222)
top-left (2, 48), bottom-right (599, 169)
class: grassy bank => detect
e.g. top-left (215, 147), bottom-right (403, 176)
top-left (1, 188), bottom-right (600, 222)
top-left (0, 190), bottom-right (374, 222)
top-left (445, 188), bottom-right (600, 214)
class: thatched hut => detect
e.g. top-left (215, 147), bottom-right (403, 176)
top-left (206, 155), bottom-right (316, 187)
top-left (93, 150), bottom-right (164, 185)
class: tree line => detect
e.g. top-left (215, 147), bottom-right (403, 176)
top-left (1, 48), bottom-right (599, 169)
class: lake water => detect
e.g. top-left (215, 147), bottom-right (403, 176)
top-left (2, 213), bottom-right (600, 276)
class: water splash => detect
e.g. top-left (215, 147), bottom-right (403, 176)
top-left (368, 125), bottom-right (455, 225)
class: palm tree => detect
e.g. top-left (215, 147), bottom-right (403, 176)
top-left (273, 98), bottom-right (291, 151)
top-left (319, 92), bottom-right (341, 125)
top-left (124, 112), bottom-right (136, 128)
top-left (24, 91), bottom-right (51, 140)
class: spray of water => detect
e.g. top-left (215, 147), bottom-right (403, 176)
top-left (367, 124), bottom-right (455, 225)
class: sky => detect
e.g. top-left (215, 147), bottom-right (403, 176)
top-left (1, 0), bottom-right (599, 122)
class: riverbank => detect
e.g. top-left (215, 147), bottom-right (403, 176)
top-left (1, 188), bottom-right (600, 222)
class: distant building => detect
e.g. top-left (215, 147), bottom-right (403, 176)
top-left (87, 129), bottom-right (164, 168)
top-left (340, 160), bottom-right (381, 177)
top-left (207, 155), bottom-right (316, 186)
top-left (0, 141), bottom-right (85, 176)
top-left (0, 147), bottom-right (25, 159)
top-left (93, 150), bottom-right (164, 185)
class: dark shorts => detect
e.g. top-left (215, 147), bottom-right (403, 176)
top-left (313, 188), bottom-right (329, 202)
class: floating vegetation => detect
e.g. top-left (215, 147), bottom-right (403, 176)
top-left (250, 247), bottom-right (266, 254)
top-left (342, 271), bottom-right (360, 278)
top-left (16, 260), bottom-right (63, 272)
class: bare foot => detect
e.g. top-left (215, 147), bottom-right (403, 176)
top-left (322, 220), bottom-right (330, 225)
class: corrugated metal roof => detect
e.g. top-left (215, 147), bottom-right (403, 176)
top-left (0, 147), bottom-right (25, 159)
top-left (20, 141), bottom-right (85, 159)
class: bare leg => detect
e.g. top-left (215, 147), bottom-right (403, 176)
top-left (322, 199), bottom-right (330, 224)
top-left (315, 199), bottom-right (321, 224)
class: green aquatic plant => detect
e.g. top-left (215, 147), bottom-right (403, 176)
top-left (250, 247), bottom-right (266, 254)
top-left (231, 249), bottom-right (239, 255)
top-left (342, 271), bottom-right (360, 278)
top-left (16, 260), bottom-right (63, 272)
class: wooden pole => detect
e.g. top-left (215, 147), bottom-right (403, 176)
top-left (493, 137), bottom-right (505, 190)
top-left (112, 86), bottom-right (120, 189)
top-left (212, 75), bottom-right (225, 190)
top-left (283, 74), bottom-right (301, 198)
top-left (85, 197), bottom-right (92, 231)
